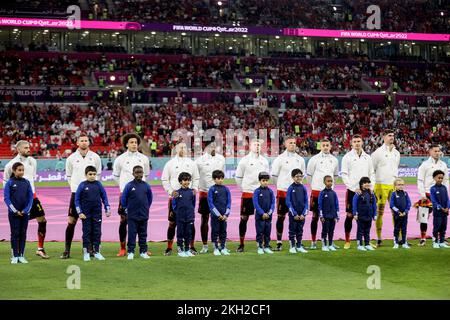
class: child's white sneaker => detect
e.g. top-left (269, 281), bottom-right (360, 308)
top-left (140, 252), bottom-right (150, 259)
top-left (263, 247), bottom-right (274, 254)
top-left (257, 247), bottom-right (264, 254)
top-left (393, 243), bottom-right (399, 249)
top-left (329, 245), bottom-right (337, 251)
top-left (402, 243), bottom-right (410, 249)
top-left (11, 257), bottom-right (19, 264)
top-left (365, 245), bottom-right (375, 251)
top-left (310, 242), bottom-right (317, 250)
top-left (221, 248), bottom-right (230, 255)
top-left (127, 253), bottom-right (134, 260)
top-left (439, 242), bottom-right (450, 248)
top-left (322, 246), bottom-right (329, 252)
top-left (83, 253), bottom-right (91, 261)
top-left (433, 242), bottom-right (440, 249)
top-left (296, 246), bottom-right (308, 253)
top-left (94, 253), bottom-right (105, 260)
top-left (289, 247), bottom-right (297, 254)
top-left (185, 250), bottom-right (194, 257)
top-left (357, 245), bottom-right (367, 251)
top-left (200, 245), bottom-right (209, 254)
top-left (213, 248), bottom-right (222, 256)
top-left (177, 251), bottom-right (187, 257)
top-left (18, 256), bottom-right (28, 263)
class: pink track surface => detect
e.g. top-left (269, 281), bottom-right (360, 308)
top-left (0, 185), bottom-right (425, 242)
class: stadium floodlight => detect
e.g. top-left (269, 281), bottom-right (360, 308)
top-left (440, 11), bottom-right (444, 16)
top-left (333, 6), bottom-right (337, 11)
top-left (374, 81), bottom-right (379, 87)
top-left (218, 1), bottom-right (223, 6)
top-left (110, 75), bottom-right (116, 81)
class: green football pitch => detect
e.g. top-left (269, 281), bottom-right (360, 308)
top-left (0, 240), bottom-right (449, 300)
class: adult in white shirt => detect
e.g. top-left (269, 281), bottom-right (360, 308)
top-left (341, 134), bottom-right (375, 249)
top-left (417, 144), bottom-right (449, 246)
top-left (195, 141), bottom-right (226, 253)
top-left (235, 139), bottom-right (270, 252)
top-left (113, 133), bottom-right (150, 256)
top-left (60, 134), bottom-right (102, 259)
top-left (306, 138), bottom-right (339, 249)
top-left (270, 136), bottom-right (306, 251)
top-left (3, 140), bottom-right (49, 259)
top-left (371, 129), bottom-right (400, 247)
top-left (161, 141), bottom-right (200, 256)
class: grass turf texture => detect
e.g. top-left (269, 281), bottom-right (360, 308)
top-left (0, 240), bottom-right (449, 299)
top-left (26, 177), bottom-right (419, 188)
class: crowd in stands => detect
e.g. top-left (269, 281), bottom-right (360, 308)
top-left (0, 53), bottom-right (448, 93)
top-left (0, 102), bottom-right (132, 158)
top-left (0, 0), bottom-right (447, 33)
top-left (1, 97), bottom-right (449, 159)
top-left (281, 100), bottom-right (450, 156)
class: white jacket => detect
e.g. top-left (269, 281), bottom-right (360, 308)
top-left (112, 151), bottom-right (150, 192)
top-left (66, 150), bottom-right (102, 193)
top-left (271, 150), bottom-right (306, 192)
top-left (306, 151), bottom-right (339, 191)
top-left (235, 152), bottom-right (270, 193)
top-left (341, 149), bottom-right (376, 192)
top-left (161, 155), bottom-right (200, 196)
top-left (371, 144), bottom-right (400, 185)
top-left (3, 155), bottom-right (37, 193)
top-left (417, 157), bottom-right (449, 197)
top-left (195, 153), bottom-right (226, 192)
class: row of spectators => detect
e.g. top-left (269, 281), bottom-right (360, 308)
top-left (1, 53), bottom-right (448, 92)
top-left (0, 101), bottom-right (133, 158)
top-left (1, 98), bottom-right (450, 158)
top-left (0, 0), bottom-right (447, 33)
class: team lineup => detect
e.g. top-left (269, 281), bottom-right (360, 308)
top-left (2, 130), bottom-right (450, 263)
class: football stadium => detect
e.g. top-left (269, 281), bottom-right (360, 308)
top-left (0, 0), bottom-right (449, 304)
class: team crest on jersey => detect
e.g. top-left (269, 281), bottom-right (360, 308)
top-left (324, 194), bottom-right (328, 197)
top-left (85, 187), bottom-right (89, 190)
top-left (215, 190), bottom-right (218, 193)
top-left (13, 184), bottom-right (17, 188)
top-left (132, 187), bottom-right (136, 191)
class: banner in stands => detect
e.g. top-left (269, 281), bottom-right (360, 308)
top-left (283, 28), bottom-right (450, 42)
top-left (94, 72), bottom-right (131, 85)
top-left (236, 75), bottom-right (266, 85)
top-left (362, 77), bottom-right (391, 90)
top-left (1, 17), bottom-right (447, 41)
top-left (0, 17), bottom-right (141, 30)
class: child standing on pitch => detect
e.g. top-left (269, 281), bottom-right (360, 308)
top-left (286, 169), bottom-right (309, 254)
top-left (318, 175), bottom-right (339, 252)
top-left (172, 172), bottom-right (196, 257)
top-left (75, 166), bottom-right (111, 261)
top-left (207, 170), bottom-right (231, 256)
top-left (389, 178), bottom-right (411, 249)
top-left (429, 170), bottom-right (450, 249)
top-left (4, 162), bottom-right (34, 264)
top-left (121, 166), bottom-right (153, 260)
top-left (253, 172), bottom-right (275, 254)
top-left (353, 177), bottom-right (377, 251)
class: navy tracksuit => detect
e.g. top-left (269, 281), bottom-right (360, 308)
top-left (207, 184), bottom-right (231, 250)
top-left (4, 177), bottom-right (34, 257)
top-left (75, 180), bottom-right (110, 252)
top-left (352, 190), bottom-right (377, 246)
top-left (121, 179), bottom-right (153, 254)
top-left (286, 183), bottom-right (308, 248)
top-left (172, 187), bottom-right (196, 251)
top-left (430, 184), bottom-right (449, 243)
top-left (253, 186), bottom-right (275, 248)
top-left (389, 190), bottom-right (411, 244)
top-left (318, 187), bottom-right (339, 246)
